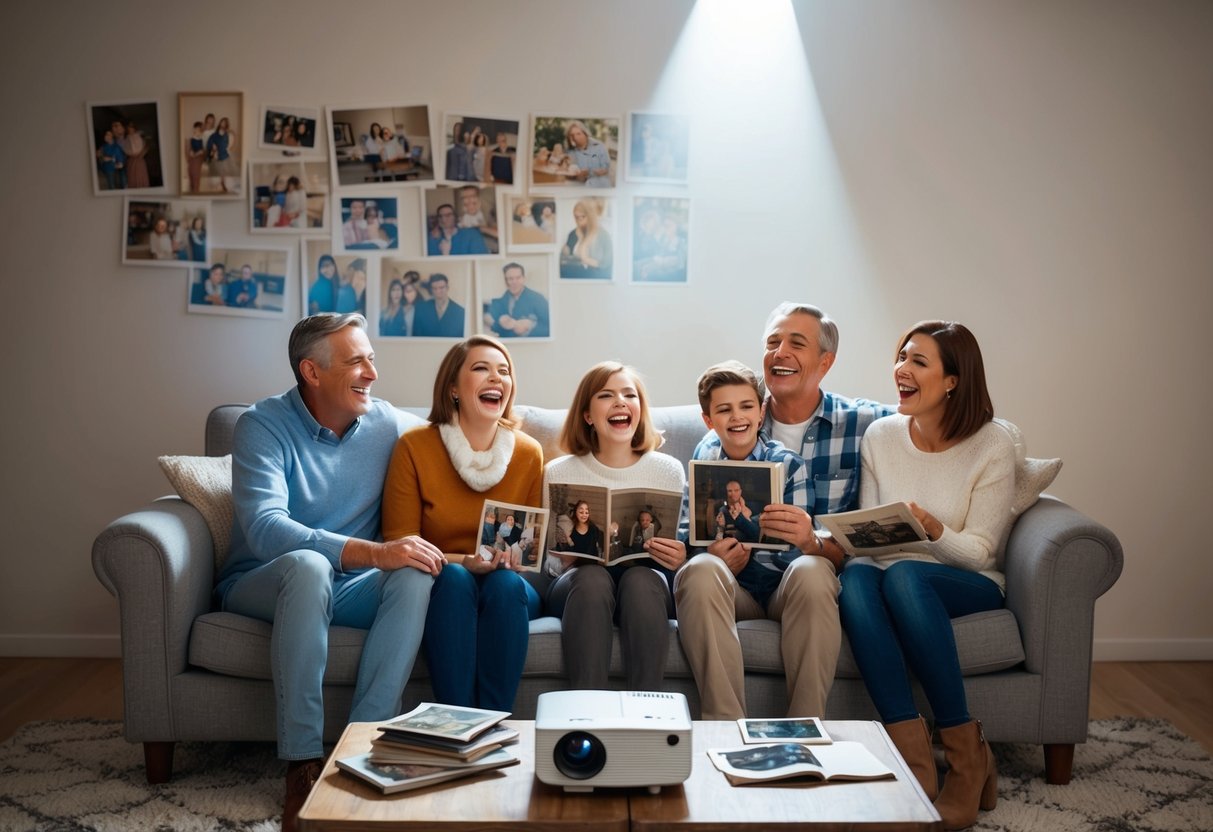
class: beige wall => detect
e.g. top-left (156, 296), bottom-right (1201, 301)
top-left (1, 0), bottom-right (1209, 659)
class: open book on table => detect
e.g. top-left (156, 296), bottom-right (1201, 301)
top-left (478, 500), bottom-right (549, 572)
top-left (707, 740), bottom-right (895, 786)
top-left (817, 501), bottom-right (929, 556)
top-left (687, 459), bottom-right (789, 549)
top-left (545, 482), bottom-right (682, 566)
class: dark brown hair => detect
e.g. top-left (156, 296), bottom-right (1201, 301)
top-left (897, 320), bottom-right (993, 442)
top-left (696, 360), bottom-right (763, 414)
top-left (560, 362), bottom-right (662, 456)
top-left (427, 335), bottom-right (517, 428)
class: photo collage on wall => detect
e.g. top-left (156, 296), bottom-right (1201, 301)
top-left (88, 93), bottom-right (692, 331)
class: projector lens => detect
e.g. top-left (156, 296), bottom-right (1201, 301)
top-left (554, 731), bottom-right (606, 779)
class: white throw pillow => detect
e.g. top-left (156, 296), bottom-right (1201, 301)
top-left (158, 454), bottom-right (234, 570)
top-left (992, 418), bottom-right (1062, 516)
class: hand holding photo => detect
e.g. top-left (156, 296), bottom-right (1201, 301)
top-left (688, 460), bottom-right (787, 549)
top-left (479, 500), bottom-right (549, 572)
top-left (817, 501), bottom-right (930, 556)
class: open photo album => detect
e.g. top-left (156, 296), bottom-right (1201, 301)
top-left (707, 741), bottom-right (894, 787)
top-left (545, 482), bottom-right (682, 566)
top-left (688, 459), bottom-right (788, 549)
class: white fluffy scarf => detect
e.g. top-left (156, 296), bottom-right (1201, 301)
top-left (438, 419), bottom-right (515, 492)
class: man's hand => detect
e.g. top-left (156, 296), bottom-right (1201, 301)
top-left (646, 537), bottom-right (686, 571)
top-left (706, 537), bottom-right (750, 576)
top-left (378, 536), bottom-right (446, 575)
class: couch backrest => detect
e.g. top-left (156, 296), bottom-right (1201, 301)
top-left (205, 402), bottom-right (707, 475)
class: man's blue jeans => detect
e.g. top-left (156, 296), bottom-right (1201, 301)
top-left (220, 550), bottom-right (433, 759)
top-left (422, 563), bottom-right (540, 711)
top-left (838, 561), bottom-right (1002, 728)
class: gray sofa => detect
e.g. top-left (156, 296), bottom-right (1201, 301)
top-left (92, 403), bottom-right (1122, 786)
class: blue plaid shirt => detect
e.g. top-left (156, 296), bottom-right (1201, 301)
top-left (763, 391), bottom-right (896, 519)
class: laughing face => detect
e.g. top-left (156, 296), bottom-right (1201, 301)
top-left (763, 311), bottom-right (835, 406)
top-left (894, 332), bottom-right (956, 421)
top-left (702, 382), bottom-right (764, 460)
top-left (309, 325), bottom-right (377, 432)
top-left (585, 370), bottom-right (641, 448)
top-left (452, 344), bottom-right (513, 428)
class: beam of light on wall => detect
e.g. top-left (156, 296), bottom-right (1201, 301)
top-left (642, 0), bottom-right (874, 301)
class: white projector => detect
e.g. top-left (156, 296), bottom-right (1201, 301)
top-left (534, 690), bottom-right (692, 793)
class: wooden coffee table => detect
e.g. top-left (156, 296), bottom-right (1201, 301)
top-left (298, 719), bottom-right (938, 831)
top-left (297, 719), bottom-right (629, 831)
top-left (630, 720), bottom-right (941, 831)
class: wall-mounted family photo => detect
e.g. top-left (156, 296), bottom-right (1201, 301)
top-left (327, 104), bottom-right (434, 187)
top-left (178, 92), bottom-right (244, 198)
top-left (188, 246), bottom-right (290, 319)
top-left (86, 100), bottom-right (167, 196)
top-left (121, 198), bottom-right (209, 267)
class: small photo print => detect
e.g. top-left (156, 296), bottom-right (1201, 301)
top-left (188, 246), bottom-right (290, 319)
top-left (249, 161), bottom-right (330, 233)
top-left (688, 459), bottom-right (787, 549)
top-left (384, 702), bottom-right (509, 742)
top-left (121, 198), bottom-right (209, 267)
top-left (632, 195), bottom-right (690, 284)
top-left (504, 195), bottom-right (556, 252)
top-left (421, 184), bottom-right (500, 257)
top-left (376, 258), bottom-right (471, 339)
top-left (478, 500), bottom-right (549, 572)
top-left (441, 114), bottom-right (521, 185)
top-left (738, 717), bottom-right (833, 745)
top-left (625, 112), bottom-right (689, 185)
top-left (530, 115), bottom-right (620, 190)
top-left (300, 238), bottom-right (372, 317)
top-left (337, 195), bottom-right (399, 252)
top-left (328, 104), bottom-right (433, 187)
top-left (259, 104), bottom-right (321, 153)
top-left (476, 254), bottom-right (552, 340)
top-left (86, 100), bottom-right (167, 196)
top-left (557, 196), bottom-right (615, 281)
top-left (179, 91), bottom-right (244, 197)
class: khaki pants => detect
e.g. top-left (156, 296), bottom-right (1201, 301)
top-left (674, 553), bottom-right (840, 719)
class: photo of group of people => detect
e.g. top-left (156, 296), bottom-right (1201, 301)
top-left (188, 247), bottom-right (290, 318)
top-left (122, 199), bottom-right (209, 267)
top-left (422, 184), bottom-right (499, 256)
top-left (339, 196), bottom-right (399, 251)
top-left (260, 105), bottom-right (320, 153)
top-left (87, 101), bottom-right (166, 196)
top-left (504, 195), bottom-right (557, 250)
top-left (479, 501), bottom-right (549, 572)
top-left (632, 195), bottom-right (690, 283)
top-left (328, 105), bottom-right (433, 187)
top-left (249, 161), bottom-right (330, 232)
top-left (442, 115), bottom-right (519, 185)
top-left (178, 92), bottom-right (244, 197)
top-left (376, 259), bottom-right (470, 339)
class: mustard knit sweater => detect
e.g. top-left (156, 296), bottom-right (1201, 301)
top-left (382, 423), bottom-right (543, 556)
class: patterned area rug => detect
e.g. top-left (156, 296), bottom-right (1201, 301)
top-left (1, 717), bottom-right (1210, 831)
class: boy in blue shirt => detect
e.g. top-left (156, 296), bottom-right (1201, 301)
top-left (98, 129), bottom-right (126, 190)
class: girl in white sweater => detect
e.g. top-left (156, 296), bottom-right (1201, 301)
top-left (543, 362), bottom-right (687, 691)
top-left (838, 321), bottom-right (1014, 830)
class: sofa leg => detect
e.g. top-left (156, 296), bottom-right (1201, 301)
top-left (1044, 743), bottom-right (1073, 784)
top-left (144, 741), bottom-right (175, 784)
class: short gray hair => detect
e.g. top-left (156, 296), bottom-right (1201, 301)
top-left (764, 302), bottom-right (839, 354)
top-left (288, 313), bottom-right (367, 386)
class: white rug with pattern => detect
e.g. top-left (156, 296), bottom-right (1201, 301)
top-left (1, 717), bottom-right (1210, 831)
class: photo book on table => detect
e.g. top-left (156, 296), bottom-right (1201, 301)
top-left (707, 741), bottom-right (894, 787)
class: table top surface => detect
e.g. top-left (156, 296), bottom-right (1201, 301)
top-left (298, 719), bottom-right (940, 831)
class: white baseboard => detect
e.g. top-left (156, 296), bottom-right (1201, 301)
top-left (1093, 638), bottom-right (1213, 662)
top-left (0, 635), bottom-right (121, 658)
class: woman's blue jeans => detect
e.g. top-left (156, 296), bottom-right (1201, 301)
top-left (423, 564), bottom-right (541, 711)
top-left (838, 561), bottom-right (1003, 728)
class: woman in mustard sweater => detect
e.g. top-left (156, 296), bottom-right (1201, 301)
top-left (382, 335), bottom-right (543, 710)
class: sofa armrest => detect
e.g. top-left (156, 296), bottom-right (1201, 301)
top-left (1003, 495), bottom-right (1123, 737)
top-left (92, 497), bottom-right (217, 739)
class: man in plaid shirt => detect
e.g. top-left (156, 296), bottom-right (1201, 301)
top-left (675, 303), bottom-right (894, 719)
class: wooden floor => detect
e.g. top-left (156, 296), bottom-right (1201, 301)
top-left (2, 658), bottom-right (1210, 752)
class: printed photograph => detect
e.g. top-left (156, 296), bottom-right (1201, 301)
top-left (545, 483), bottom-right (681, 567)
top-left (738, 717), bottom-right (832, 745)
top-left (688, 459), bottom-right (786, 549)
top-left (632, 195), bottom-right (690, 284)
top-left (475, 254), bottom-right (552, 340)
top-left (188, 246), bottom-right (290, 319)
top-left (121, 198), bottom-right (209, 267)
top-left (179, 91), bottom-right (244, 197)
top-left (421, 184), bottom-right (500, 257)
top-left (384, 702), bottom-right (508, 741)
top-left (530, 115), bottom-right (620, 190)
top-left (504, 194), bottom-right (557, 252)
top-left (441, 113), bottom-right (520, 185)
top-left (478, 500), bottom-right (549, 572)
top-left (328, 104), bottom-right (433, 187)
top-left (625, 111), bottom-right (690, 184)
top-left (337, 195), bottom-right (399, 251)
top-left (259, 104), bottom-right (321, 153)
top-left (300, 238), bottom-right (373, 317)
top-left (557, 196), bottom-right (615, 280)
top-left (376, 258), bottom-right (471, 339)
top-left (86, 100), bottom-right (166, 196)
top-left (249, 161), bottom-right (330, 233)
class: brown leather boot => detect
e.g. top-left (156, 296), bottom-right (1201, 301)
top-left (884, 716), bottom-right (938, 800)
top-left (935, 720), bottom-right (997, 830)
top-left (282, 758), bottom-right (324, 832)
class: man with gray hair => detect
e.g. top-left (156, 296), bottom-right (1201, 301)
top-left (214, 313), bottom-right (445, 832)
top-left (675, 302), bottom-right (893, 721)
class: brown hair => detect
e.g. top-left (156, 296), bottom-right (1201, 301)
top-left (896, 320), bottom-right (993, 442)
top-left (696, 360), bottom-right (764, 414)
top-left (559, 361), bottom-right (662, 456)
top-left (427, 335), bottom-right (517, 428)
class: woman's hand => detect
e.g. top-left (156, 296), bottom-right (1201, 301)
top-left (646, 537), bottom-right (686, 571)
top-left (908, 502), bottom-right (946, 542)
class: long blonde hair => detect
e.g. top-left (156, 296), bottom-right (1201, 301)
top-left (571, 199), bottom-right (602, 260)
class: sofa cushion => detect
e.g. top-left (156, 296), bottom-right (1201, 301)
top-left (158, 454), bottom-right (234, 570)
top-left (993, 418), bottom-right (1063, 515)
